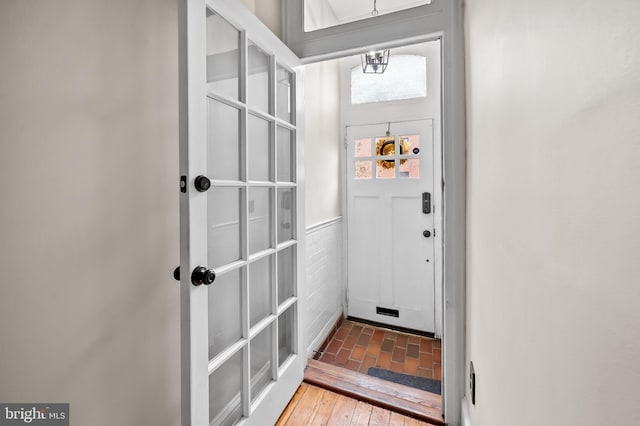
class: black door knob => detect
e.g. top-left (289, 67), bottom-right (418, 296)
top-left (173, 266), bottom-right (180, 281)
top-left (194, 175), bottom-right (211, 192)
top-left (191, 266), bottom-right (216, 286)
top-left (423, 230), bottom-right (431, 238)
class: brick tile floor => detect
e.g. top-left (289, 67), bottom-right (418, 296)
top-left (318, 320), bottom-right (442, 381)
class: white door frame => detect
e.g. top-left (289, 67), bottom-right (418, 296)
top-left (179, 0), bottom-right (306, 424)
top-left (282, 1), bottom-right (466, 424)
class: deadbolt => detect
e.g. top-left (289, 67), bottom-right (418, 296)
top-left (191, 266), bottom-right (215, 286)
top-left (194, 175), bottom-right (211, 192)
top-left (423, 230), bottom-right (431, 238)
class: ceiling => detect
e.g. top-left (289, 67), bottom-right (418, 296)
top-left (326, 0), bottom-right (430, 23)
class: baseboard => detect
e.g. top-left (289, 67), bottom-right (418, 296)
top-left (306, 310), bottom-right (343, 359)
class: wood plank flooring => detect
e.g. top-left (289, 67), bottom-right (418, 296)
top-left (304, 359), bottom-right (443, 425)
top-left (276, 383), bottom-right (433, 426)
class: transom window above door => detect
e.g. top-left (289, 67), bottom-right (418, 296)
top-left (304, 0), bottom-right (432, 32)
top-left (351, 55), bottom-right (427, 104)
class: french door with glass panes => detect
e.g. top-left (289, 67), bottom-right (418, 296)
top-left (179, 1), bottom-right (304, 425)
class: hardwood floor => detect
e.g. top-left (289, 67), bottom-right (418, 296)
top-left (276, 383), bottom-right (432, 425)
top-left (304, 359), bottom-right (443, 425)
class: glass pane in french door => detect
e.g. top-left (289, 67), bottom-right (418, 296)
top-left (276, 64), bottom-right (293, 123)
top-left (208, 269), bottom-right (242, 360)
top-left (248, 187), bottom-right (272, 254)
top-left (208, 99), bottom-right (241, 180)
top-left (250, 324), bottom-right (273, 403)
top-left (247, 114), bottom-right (271, 182)
top-left (249, 256), bottom-right (272, 328)
top-left (206, 11), bottom-right (240, 100)
top-left (247, 40), bottom-right (270, 114)
top-left (277, 188), bottom-right (295, 244)
top-left (278, 305), bottom-right (295, 367)
top-left (209, 350), bottom-right (243, 426)
top-left (277, 126), bottom-right (294, 182)
top-left (277, 246), bottom-right (295, 305)
top-left (208, 186), bottom-right (242, 268)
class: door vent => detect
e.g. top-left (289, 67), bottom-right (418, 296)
top-left (376, 306), bottom-right (399, 318)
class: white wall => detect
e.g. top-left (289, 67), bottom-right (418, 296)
top-left (240, 0), bottom-right (282, 38)
top-left (465, 1), bottom-right (640, 425)
top-left (299, 4), bottom-right (343, 350)
top-left (301, 59), bottom-right (344, 354)
top-left (0, 1), bottom-right (180, 425)
top-left (304, 59), bottom-right (342, 226)
top-left (304, 0), bottom-right (339, 32)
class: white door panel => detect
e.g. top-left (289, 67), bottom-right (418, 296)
top-left (180, 1), bottom-right (304, 424)
top-left (350, 197), bottom-right (382, 307)
top-left (347, 120), bottom-right (435, 332)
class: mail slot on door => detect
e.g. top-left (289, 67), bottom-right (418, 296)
top-left (422, 192), bottom-right (431, 214)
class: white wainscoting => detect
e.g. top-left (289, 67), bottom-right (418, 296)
top-left (303, 217), bottom-right (344, 358)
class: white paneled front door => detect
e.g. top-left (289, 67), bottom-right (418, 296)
top-left (346, 120), bottom-right (436, 332)
top-left (179, 1), bottom-right (304, 424)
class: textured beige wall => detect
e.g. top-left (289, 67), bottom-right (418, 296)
top-left (0, 1), bottom-right (180, 425)
top-left (465, 0), bottom-right (640, 425)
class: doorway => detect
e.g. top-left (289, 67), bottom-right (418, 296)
top-left (341, 41), bottom-right (443, 336)
top-left (283, 0), bottom-right (466, 421)
top-left (290, 41), bottom-right (445, 424)
top-left (179, 2), bottom-right (306, 424)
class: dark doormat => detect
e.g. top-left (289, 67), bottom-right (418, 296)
top-left (367, 367), bottom-right (442, 395)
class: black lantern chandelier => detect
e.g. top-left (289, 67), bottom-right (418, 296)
top-left (361, 49), bottom-right (390, 74)
top-left (361, 1), bottom-right (390, 74)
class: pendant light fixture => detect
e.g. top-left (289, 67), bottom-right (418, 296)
top-left (361, 0), bottom-right (390, 74)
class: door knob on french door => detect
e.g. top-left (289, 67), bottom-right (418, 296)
top-left (194, 175), bottom-right (211, 192)
top-left (191, 266), bottom-right (216, 286)
top-left (423, 230), bottom-right (431, 238)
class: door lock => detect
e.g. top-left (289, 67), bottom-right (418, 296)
top-left (423, 230), bottom-right (431, 238)
top-left (422, 192), bottom-right (431, 214)
top-left (191, 266), bottom-right (216, 286)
